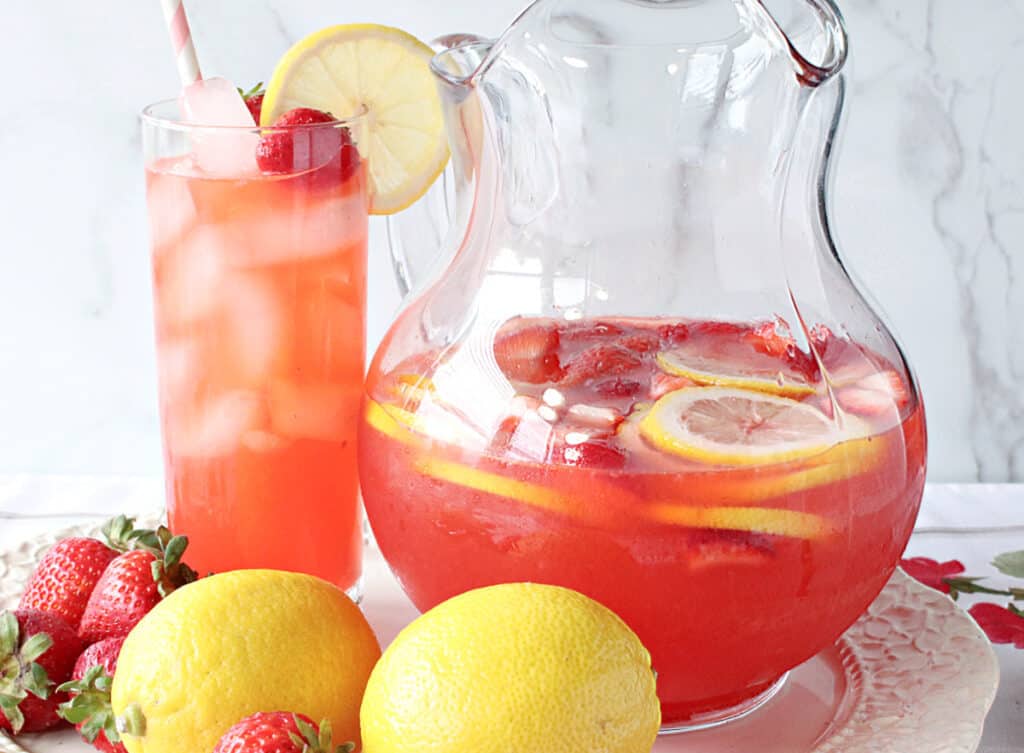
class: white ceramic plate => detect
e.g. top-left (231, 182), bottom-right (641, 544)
top-left (0, 518), bottom-right (1000, 753)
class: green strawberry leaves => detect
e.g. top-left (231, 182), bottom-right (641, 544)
top-left (99, 517), bottom-right (200, 598)
top-left (58, 665), bottom-right (121, 744)
top-left (0, 611), bottom-right (55, 734)
top-left (102, 515), bottom-right (140, 553)
top-left (0, 692), bottom-right (25, 735)
top-left (288, 716), bottom-right (355, 753)
top-left (238, 81), bottom-right (265, 100)
top-left (134, 526), bottom-right (198, 597)
top-left (0, 613), bottom-right (17, 658)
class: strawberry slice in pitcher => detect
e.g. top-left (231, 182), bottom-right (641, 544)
top-left (685, 529), bottom-right (776, 571)
top-left (494, 319), bottom-right (563, 384)
top-left (561, 344), bottom-right (643, 387)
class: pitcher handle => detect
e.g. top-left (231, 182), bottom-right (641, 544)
top-left (385, 165), bottom-right (454, 298)
top-left (385, 33), bottom-right (489, 298)
top-left (753, 0), bottom-right (848, 87)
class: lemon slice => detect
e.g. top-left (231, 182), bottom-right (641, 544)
top-left (646, 504), bottom-right (834, 539)
top-left (261, 24), bottom-right (449, 214)
top-left (412, 457), bottom-right (574, 516)
top-left (364, 399), bottom-right (419, 443)
top-left (364, 399), bottom-right (485, 450)
top-left (639, 387), bottom-right (864, 466)
top-left (657, 349), bottom-right (814, 398)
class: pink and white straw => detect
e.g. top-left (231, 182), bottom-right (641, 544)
top-left (159, 0), bottom-right (202, 85)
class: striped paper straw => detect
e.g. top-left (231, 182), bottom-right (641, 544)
top-left (159, 0), bottom-right (202, 85)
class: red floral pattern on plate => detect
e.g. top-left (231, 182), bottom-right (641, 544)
top-left (968, 603), bottom-right (1024, 649)
top-left (900, 557), bottom-right (965, 594)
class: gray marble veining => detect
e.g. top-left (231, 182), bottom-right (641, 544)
top-left (0, 0), bottom-right (1020, 481)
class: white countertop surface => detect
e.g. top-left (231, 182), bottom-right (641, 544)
top-left (1, 480), bottom-right (1022, 752)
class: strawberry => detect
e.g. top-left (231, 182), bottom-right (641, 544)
top-left (255, 108), bottom-right (360, 186)
top-left (70, 638), bottom-right (123, 687)
top-left (238, 82), bottom-right (265, 123)
top-left (746, 321), bottom-right (794, 358)
top-left (649, 372), bottom-right (694, 400)
top-left (593, 378), bottom-right (643, 398)
top-left (743, 321), bottom-right (823, 381)
top-left (618, 333), bottom-right (660, 354)
top-left (558, 439), bottom-right (627, 470)
top-left (18, 516), bottom-right (137, 631)
top-left (858, 370), bottom-right (911, 406)
top-left (78, 526), bottom-right (197, 643)
top-left (686, 530), bottom-right (775, 572)
top-left (835, 387), bottom-right (890, 417)
top-left (213, 712), bottom-right (353, 753)
top-left (58, 637), bottom-right (126, 753)
top-left (836, 371), bottom-right (910, 417)
top-left (560, 345), bottom-right (642, 387)
top-left (493, 321), bottom-right (563, 384)
top-left (0, 609), bottom-right (82, 734)
top-left (657, 322), bottom-right (691, 344)
top-left (690, 320), bottom-right (747, 338)
top-left (560, 321), bottom-right (624, 342)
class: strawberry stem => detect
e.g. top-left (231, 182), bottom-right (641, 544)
top-left (126, 525), bottom-right (199, 597)
top-left (237, 81), bottom-right (265, 99)
top-left (287, 716), bottom-right (354, 753)
top-left (117, 703), bottom-right (147, 738)
top-left (102, 515), bottom-right (140, 552)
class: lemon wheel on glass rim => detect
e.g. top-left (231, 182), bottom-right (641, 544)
top-left (261, 24), bottom-right (449, 215)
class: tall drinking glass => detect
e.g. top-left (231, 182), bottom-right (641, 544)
top-left (141, 101), bottom-right (369, 597)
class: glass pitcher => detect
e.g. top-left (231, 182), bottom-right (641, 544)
top-left (360, 0), bottom-right (926, 731)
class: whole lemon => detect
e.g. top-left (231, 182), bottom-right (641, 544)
top-left (360, 583), bottom-right (660, 753)
top-left (110, 570), bottom-right (380, 753)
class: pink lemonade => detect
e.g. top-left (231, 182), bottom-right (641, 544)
top-left (360, 316), bottom-right (926, 724)
top-left (145, 135), bottom-right (368, 589)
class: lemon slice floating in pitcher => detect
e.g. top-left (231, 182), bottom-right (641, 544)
top-left (261, 24), bottom-right (449, 214)
top-left (639, 386), bottom-right (866, 467)
top-left (656, 348), bottom-right (815, 398)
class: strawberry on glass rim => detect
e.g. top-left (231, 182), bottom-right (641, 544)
top-left (258, 24), bottom-right (449, 214)
top-left (253, 107), bottom-right (363, 192)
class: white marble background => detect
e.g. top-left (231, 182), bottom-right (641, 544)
top-left (0, 0), bottom-right (1020, 483)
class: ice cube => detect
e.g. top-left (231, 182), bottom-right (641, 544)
top-left (508, 407), bottom-right (555, 462)
top-left (155, 225), bottom-right (225, 329)
top-left (267, 380), bottom-right (360, 441)
top-left (146, 169), bottom-right (198, 251)
top-left (179, 77), bottom-right (260, 178)
top-left (157, 337), bottom-right (205, 404)
top-left (222, 195), bottom-right (367, 268)
top-left (219, 273), bottom-right (290, 386)
top-left (179, 77), bottom-right (255, 126)
top-left (168, 390), bottom-right (266, 457)
top-left (241, 430), bottom-right (292, 453)
top-left (296, 285), bottom-right (364, 381)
